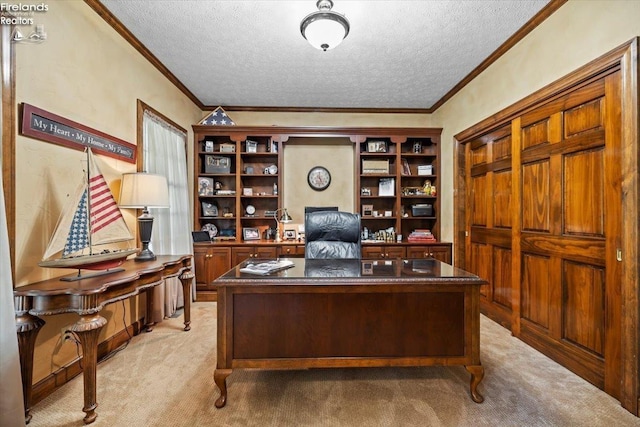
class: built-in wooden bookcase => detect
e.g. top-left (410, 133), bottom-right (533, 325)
top-left (355, 135), bottom-right (441, 241)
top-left (191, 125), bottom-right (445, 301)
top-left (195, 133), bottom-right (281, 240)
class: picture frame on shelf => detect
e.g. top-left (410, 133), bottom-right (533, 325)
top-left (402, 158), bottom-right (411, 175)
top-left (204, 140), bottom-right (214, 153)
top-left (201, 201), bottom-right (218, 217)
top-left (246, 139), bottom-right (258, 153)
top-left (378, 177), bottom-right (395, 196)
top-left (362, 204), bottom-right (374, 216)
top-left (220, 143), bottom-right (235, 153)
top-left (198, 177), bottom-right (214, 196)
top-left (413, 141), bottom-right (422, 153)
top-left (283, 229), bottom-right (297, 240)
top-left (367, 140), bottom-right (387, 153)
top-left (268, 139), bottom-right (278, 153)
top-left (242, 227), bottom-right (260, 241)
top-left (204, 155), bottom-right (231, 173)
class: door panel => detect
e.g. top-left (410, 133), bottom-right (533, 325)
top-left (563, 149), bottom-right (605, 236)
top-left (521, 253), bottom-right (552, 330)
top-left (563, 260), bottom-right (605, 356)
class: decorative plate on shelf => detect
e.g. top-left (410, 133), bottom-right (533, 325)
top-left (201, 223), bottom-right (218, 239)
top-left (307, 166), bottom-right (331, 191)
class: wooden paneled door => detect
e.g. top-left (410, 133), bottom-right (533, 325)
top-left (455, 39), bottom-right (638, 415)
top-left (466, 124), bottom-right (514, 328)
top-left (513, 75), bottom-right (622, 396)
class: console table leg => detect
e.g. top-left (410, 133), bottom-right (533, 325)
top-left (465, 364), bottom-right (485, 403)
top-left (15, 296), bottom-right (45, 425)
top-left (73, 313), bottom-right (107, 424)
top-left (179, 271), bottom-right (194, 331)
top-left (214, 368), bottom-right (232, 408)
top-left (144, 287), bottom-right (156, 332)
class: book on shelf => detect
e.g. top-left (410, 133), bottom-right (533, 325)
top-left (407, 229), bottom-right (436, 242)
top-left (239, 259), bottom-right (295, 275)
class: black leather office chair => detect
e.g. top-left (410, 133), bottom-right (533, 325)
top-left (304, 210), bottom-right (361, 259)
top-left (304, 206), bottom-right (338, 214)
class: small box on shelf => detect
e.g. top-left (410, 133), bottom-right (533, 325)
top-left (362, 159), bottom-right (389, 174)
top-left (411, 204), bottom-right (433, 217)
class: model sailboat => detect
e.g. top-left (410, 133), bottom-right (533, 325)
top-left (39, 148), bottom-right (138, 279)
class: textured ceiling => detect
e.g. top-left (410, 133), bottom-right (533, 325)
top-left (99, 0), bottom-right (552, 111)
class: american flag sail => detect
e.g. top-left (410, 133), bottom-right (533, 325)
top-left (42, 148), bottom-right (133, 261)
top-left (86, 149), bottom-right (132, 245)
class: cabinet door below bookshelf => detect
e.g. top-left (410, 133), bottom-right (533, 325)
top-left (193, 244), bottom-right (231, 301)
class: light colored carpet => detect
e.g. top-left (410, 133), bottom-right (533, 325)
top-left (28, 302), bottom-right (639, 427)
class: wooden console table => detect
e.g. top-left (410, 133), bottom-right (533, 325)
top-left (214, 257), bottom-right (487, 408)
top-left (14, 255), bottom-right (193, 424)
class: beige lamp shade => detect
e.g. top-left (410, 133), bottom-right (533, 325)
top-left (119, 173), bottom-right (169, 208)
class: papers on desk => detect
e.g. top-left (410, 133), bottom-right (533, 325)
top-left (239, 260), bottom-right (295, 275)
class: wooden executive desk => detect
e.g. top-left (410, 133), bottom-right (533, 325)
top-left (214, 258), bottom-right (487, 408)
top-left (14, 255), bottom-right (193, 424)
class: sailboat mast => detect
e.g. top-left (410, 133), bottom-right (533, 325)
top-left (85, 148), bottom-right (93, 255)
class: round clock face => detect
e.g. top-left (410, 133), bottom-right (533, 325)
top-left (307, 166), bottom-right (331, 191)
top-left (245, 204), bottom-right (256, 216)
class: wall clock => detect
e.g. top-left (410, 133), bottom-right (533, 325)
top-left (307, 166), bottom-right (331, 191)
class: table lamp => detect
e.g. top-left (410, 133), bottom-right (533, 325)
top-left (119, 172), bottom-right (169, 261)
top-left (273, 208), bottom-right (292, 243)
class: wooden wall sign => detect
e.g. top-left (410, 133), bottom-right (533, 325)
top-left (20, 103), bottom-right (136, 163)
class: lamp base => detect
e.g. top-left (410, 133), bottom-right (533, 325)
top-left (134, 248), bottom-right (156, 262)
top-left (135, 213), bottom-right (156, 262)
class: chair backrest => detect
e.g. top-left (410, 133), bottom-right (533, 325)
top-left (304, 211), bottom-right (361, 259)
top-left (304, 206), bottom-right (339, 214)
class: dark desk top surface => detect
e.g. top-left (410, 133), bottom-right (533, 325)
top-left (216, 258), bottom-right (486, 286)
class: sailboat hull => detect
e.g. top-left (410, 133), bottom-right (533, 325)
top-left (38, 248), bottom-right (139, 270)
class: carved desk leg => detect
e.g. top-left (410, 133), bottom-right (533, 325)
top-left (179, 270), bottom-right (194, 331)
top-left (72, 312), bottom-right (108, 424)
top-left (15, 296), bottom-right (45, 425)
top-left (465, 365), bottom-right (485, 403)
top-left (214, 369), bottom-right (232, 408)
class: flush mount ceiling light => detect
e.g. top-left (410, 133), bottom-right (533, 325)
top-left (300, 0), bottom-right (350, 51)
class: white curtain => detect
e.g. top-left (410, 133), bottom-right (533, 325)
top-left (0, 170), bottom-right (26, 426)
top-left (142, 110), bottom-right (192, 321)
